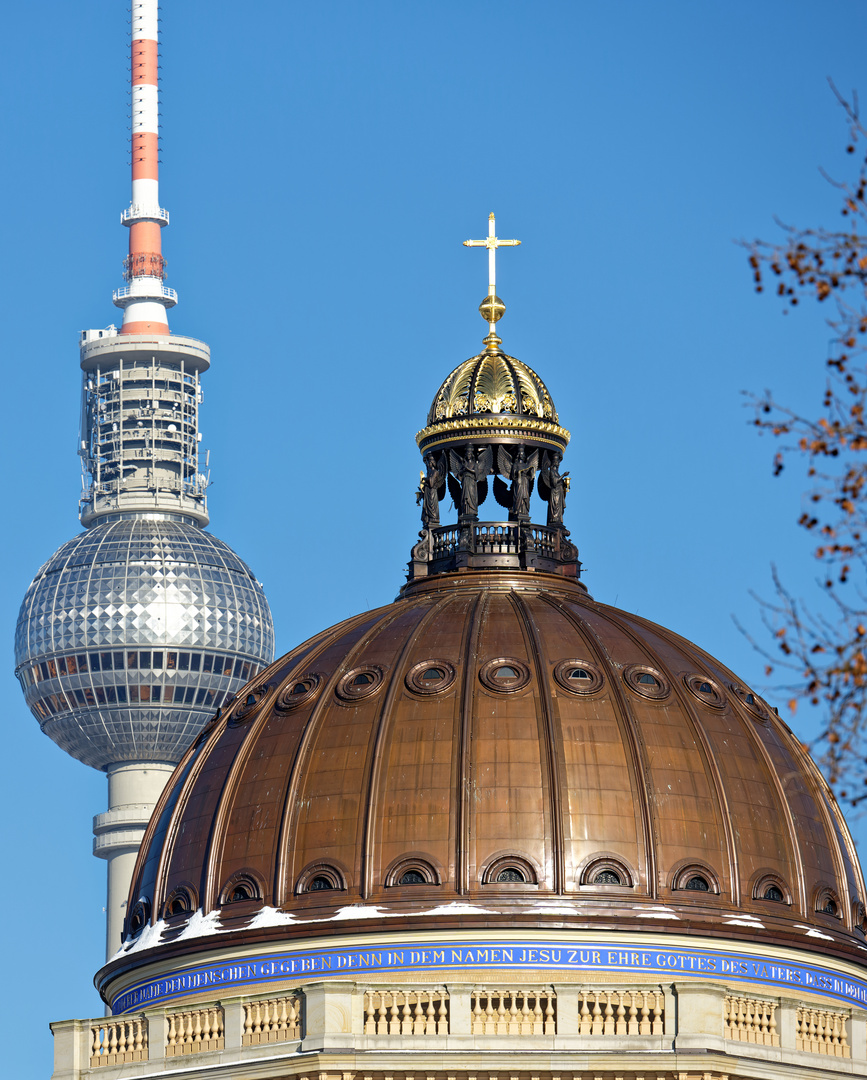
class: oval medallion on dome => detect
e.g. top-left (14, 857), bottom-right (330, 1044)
top-left (337, 665), bottom-right (385, 701)
top-left (405, 660), bottom-right (456, 695)
top-left (276, 672), bottom-right (323, 710)
top-left (554, 658), bottom-right (604, 695)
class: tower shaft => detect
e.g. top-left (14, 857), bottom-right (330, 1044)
top-left (93, 762), bottom-right (175, 960)
top-left (16, 0), bottom-right (275, 970)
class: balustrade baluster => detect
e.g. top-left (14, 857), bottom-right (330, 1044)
top-left (437, 990), bottom-right (448, 1034)
top-left (509, 989), bottom-right (520, 1033)
top-left (627, 992), bottom-right (638, 1035)
top-left (820, 1011), bottom-right (831, 1051)
top-left (496, 990), bottom-right (507, 1033)
top-left (519, 990), bottom-right (531, 1033)
top-left (400, 991), bottom-right (411, 1034)
top-left (544, 990), bottom-right (555, 1034)
top-left (615, 992), bottom-right (626, 1035)
top-left (579, 991), bottom-right (591, 1035)
top-left (652, 992), bottom-right (663, 1034)
top-left (532, 990), bottom-right (543, 1033)
top-left (639, 991), bottom-right (651, 1035)
top-left (590, 993), bottom-right (603, 1035)
top-left (603, 992), bottom-right (615, 1035)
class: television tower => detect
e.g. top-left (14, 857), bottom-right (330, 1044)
top-left (14, 0), bottom-right (275, 960)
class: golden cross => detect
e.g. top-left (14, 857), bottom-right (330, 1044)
top-left (463, 212), bottom-right (521, 297)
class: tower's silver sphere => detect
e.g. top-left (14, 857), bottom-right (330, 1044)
top-left (15, 518), bottom-right (275, 770)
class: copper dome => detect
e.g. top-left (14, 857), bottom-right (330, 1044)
top-left (120, 568), bottom-right (867, 967)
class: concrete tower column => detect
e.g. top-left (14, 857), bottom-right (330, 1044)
top-left (93, 762), bottom-right (176, 960)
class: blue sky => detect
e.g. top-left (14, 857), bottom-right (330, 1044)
top-left (3, 2), bottom-right (867, 1075)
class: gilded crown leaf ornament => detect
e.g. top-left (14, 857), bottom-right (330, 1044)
top-left (407, 214), bottom-right (580, 584)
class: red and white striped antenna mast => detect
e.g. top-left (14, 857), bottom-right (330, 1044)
top-left (114, 0), bottom-right (175, 334)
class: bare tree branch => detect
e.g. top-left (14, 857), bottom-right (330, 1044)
top-left (744, 84), bottom-right (867, 808)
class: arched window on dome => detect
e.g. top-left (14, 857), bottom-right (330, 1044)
top-left (815, 887), bottom-right (842, 919)
top-left (163, 884), bottom-right (197, 920)
top-left (219, 871), bottom-right (264, 907)
top-left (580, 856), bottom-right (634, 889)
top-left (482, 855), bottom-right (538, 886)
top-left (385, 857), bottom-right (440, 888)
top-left (126, 896), bottom-right (151, 940)
top-left (670, 863), bottom-right (721, 896)
top-left (751, 873), bottom-right (790, 906)
top-left (295, 863), bottom-right (347, 895)
top-left (400, 870), bottom-right (426, 885)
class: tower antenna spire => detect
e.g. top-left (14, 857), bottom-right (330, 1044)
top-left (114, 0), bottom-right (175, 334)
top-left (463, 212), bottom-right (521, 352)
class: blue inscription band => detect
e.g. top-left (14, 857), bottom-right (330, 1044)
top-left (112, 939), bottom-right (867, 1015)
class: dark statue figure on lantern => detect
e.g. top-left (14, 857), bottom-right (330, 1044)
top-left (540, 449), bottom-right (569, 527)
top-left (497, 445), bottom-right (539, 521)
top-left (417, 451), bottom-right (447, 527)
top-left (448, 445), bottom-right (492, 521)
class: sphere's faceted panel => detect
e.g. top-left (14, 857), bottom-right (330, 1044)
top-left (130, 572), bottom-right (866, 965)
top-left (14, 518), bottom-right (275, 770)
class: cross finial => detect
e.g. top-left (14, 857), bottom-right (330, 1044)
top-left (463, 212), bottom-right (521, 297)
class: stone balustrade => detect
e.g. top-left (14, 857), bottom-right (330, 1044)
top-left (54, 979), bottom-right (867, 1078)
top-left (576, 989), bottom-right (663, 1035)
top-left (363, 987), bottom-right (449, 1034)
top-left (165, 1006), bottom-right (224, 1056)
top-left (89, 1017), bottom-right (147, 1066)
top-left (797, 1006), bottom-right (851, 1057)
top-left (724, 994), bottom-right (779, 1045)
top-left (243, 995), bottom-right (302, 1045)
top-left (471, 988), bottom-right (555, 1034)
